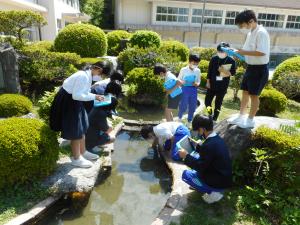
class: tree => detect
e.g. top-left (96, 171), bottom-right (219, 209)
top-left (0, 10), bottom-right (47, 43)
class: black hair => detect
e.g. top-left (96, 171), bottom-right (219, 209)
top-left (153, 63), bottom-right (167, 75)
top-left (105, 80), bottom-right (122, 97)
top-left (192, 114), bottom-right (214, 131)
top-left (217, 42), bottom-right (230, 52)
top-left (110, 70), bottom-right (124, 83)
top-left (92, 61), bottom-right (111, 75)
top-left (189, 53), bottom-right (200, 63)
top-left (235, 10), bottom-right (257, 25)
top-left (140, 125), bottom-right (154, 139)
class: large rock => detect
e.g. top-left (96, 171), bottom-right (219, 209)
top-left (215, 115), bottom-right (296, 159)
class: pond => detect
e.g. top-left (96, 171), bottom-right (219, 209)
top-left (44, 131), bottom-right (172, 225)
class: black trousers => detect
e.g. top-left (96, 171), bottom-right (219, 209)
top-left (205, 89), bottom-right (227, 121)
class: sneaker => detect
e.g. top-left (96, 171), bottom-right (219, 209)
top-left (82, 150), bottom-right (99, 161)
top-left (228, 114), bottom-right (245, 125)
top-left (202, 192), bottom-right (224, 204)
top-left (71, 156), bottom-right (93, 168)
top-left (89, 146), bottom-right (103, 154)
top-left (237, 118), bottom-right (255, 129)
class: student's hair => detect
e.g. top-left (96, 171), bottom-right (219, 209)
top-left (192, 114), bottom-right (214, 131)
top-left (189, 53), bottom-right (200, 63)
top-left (217, 42), bottom-right (230, 52)
top-left (105, 80), bottom-right (122, 97)
top-left (140, 125), bottom-right (154, 139)
top-left (110, 70), bottom-right (124, 83)
top-left (235, 10), bottom-right (257, 25)
top-left (92, 61), bottom-right (111, 75)
top-left (153, 63), bottom-right (167, 75)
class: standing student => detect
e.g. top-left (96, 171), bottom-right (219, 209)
top-left (178, 114), bottom-right (232, 203)
top-left (50, 62), bottom-right (106, 168)
top-left (205, 42), bottom-right (236, 121)
top-left (154, 64), bottom-right (182, 121)
top-left (229, 10), bottom-right (270, 128)
top-left (178, 54), bottom-right (201, 125)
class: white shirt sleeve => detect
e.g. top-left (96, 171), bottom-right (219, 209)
top-left (72, 74), bottom-right (96, 101)
top-left (256, 31), bottom-right (270, 55)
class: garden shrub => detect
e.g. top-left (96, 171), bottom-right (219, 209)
top-left (0, 94), bottom-right (32, 117)
top-left (54, 23), bottom-right (107, 57)
top-left (0, 35), bottom-right (24, 49)
top-left (229, 67), bottom-right (245, 101)
top-left (0, 118), bottom-right (59, 189)
top-left (130, 30), bottom-right (161, 49)
top-left (259, 89), bottom-right (287, 116)
top-left (273, 71), bottom-right (300, 102)
top-left (159, 40), bottom-right (189, 62)
top-left (199, 60), bottom-right (209, 73)
top-left (190, 47), bottom-right (217, 61)
top-left (126, 68), bottom-right (165, 106)
top-left (272, 56), bottom-right (300, 81)
top-left (38, 87), bottom-right (59, 124)
top-left (77, 57), bottom-right (105, 70)
top-left (27, 40), bottom-right (54, 51)
top-left (200, 73), bottom-right (207, 88)
top-left (19, 48), bottom-right (80, 96)
top-left (107, 30), bottom-right (131, 56)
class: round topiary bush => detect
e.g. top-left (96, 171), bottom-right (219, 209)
top-left (159, 40), bottom-right (189, 62)
top-left (259, 89), bottom-right (287, 116)
top-left (190, 47), bottom-right (217, 61)
top-left (272, 56), bottom-right (300, 81)
top-left (0, 118), bottom-right (59, 189)
top-left (107, 30), bottom-right (131, 56)
top-left (0, 94), bottom-right (33, 117)
top-left (130, 30), bottom-right (161, 49)
top-left (199, 60), bottom-right (209, 73)
top-left (54, 23), bottom-right (107, 57)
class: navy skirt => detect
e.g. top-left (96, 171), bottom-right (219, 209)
top-left (49, 88), bottom-right (89, 140)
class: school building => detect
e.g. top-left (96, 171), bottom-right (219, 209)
top-left (0, 0), bottom-right (89, 41)
top-left (115, 0), bottom-right (300, 67)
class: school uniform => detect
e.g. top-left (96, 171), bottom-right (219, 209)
top-left (178, 66), bottom-right (201, 122)
top-left (153, 122), bottom-right (190, 161)
top-left (165, 72), bottom-right (182, 109)
top-left (205, 56), bottom-right (236, 120)
top-left (241, 25), bottom-right (270, 95)
top-left (182, 132), bottom-right (232, 193)
top-left (50, 70), bottom-right (95, 140)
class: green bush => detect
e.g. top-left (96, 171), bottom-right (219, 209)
top-left (199, 60), bottom-right (209, 73)
top-left (130, 30), bottom-right (161, 49)
top-left (19, 48), bottom-right (80, 96)
top-left (54, 23), bottom-right (107, 57)
top-left (107, 30), bottom-right (131, 56)
top-left (200, 73), bottom-right (207, 88)
top-left (126, 68), bottom-right (165, 106)
top-left (259, 89), bottom-right (287, 116)
top-left (77, 57), bottom-right (105, 70)
top-left (159, 40), bottom-right (189, 62)
top-left (0, 94), bottom-right (32, 117)
top-left (0, 118), bottom-right (59, 189)
top-left (272, 56), bottom-right (300, 81)
top-left (0, 35), bottom-right (24, 49)
top-left (230, 67), bottom-right (245, 101)
top-left (190, 47), bottom-right (217, 61)
top-left (273, 71), bottom-right (300, 102)
top-left (26, 41), bottom-right (54, 51)
top-left (38, 87), bottom-right (59, 123)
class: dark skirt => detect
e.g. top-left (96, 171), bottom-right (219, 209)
top-left (49, 88), bottom-right (89, 140)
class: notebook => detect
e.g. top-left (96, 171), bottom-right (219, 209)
top-left (164, 79), bottom-right (182, 98)
top-left (221, 47), bottom-right (245, 61)
top-left (176, 135), bottom-right (197, 153)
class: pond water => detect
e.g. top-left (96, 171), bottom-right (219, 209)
top-left (44, 131), bottom-right (172, 225)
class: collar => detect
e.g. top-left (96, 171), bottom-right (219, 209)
top-left (251, 24), bottom-right (260, 33)
top-left (206, 132), bottom-right (217, 139)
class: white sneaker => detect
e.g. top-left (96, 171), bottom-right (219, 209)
top-left (82, 150), bottom-right (99, 161)
top-left (228, 114), bottom-right (245, 125)
top-left (237, 118), bottom-right (255, 129)
top-left (202, 192), bottom-right (224, 204)
top-left (71, 156), bottom-right (93, 168)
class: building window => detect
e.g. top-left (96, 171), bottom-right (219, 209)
top-left (258, 13), bottom-right (285, 28)
top-left (192, 9), bottom-right (223, 24)
top-left (225, 11), bottom-right (239, 25)
top-left (156, 6), bottom-right (189, 23)
top-left (286, 15), bottom-right (300, 29)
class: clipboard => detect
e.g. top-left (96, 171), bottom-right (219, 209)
top-left (176, 135), bottom-right (197, 153)
top-left (221, 47), bottom-right (245, 61)
top-left (93, 94), bottom-right (112, 107)
top-left (164, 79), bottom-right (182, 98)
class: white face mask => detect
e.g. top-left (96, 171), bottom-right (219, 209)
top-left (240, 28), bottom-right (251, 34)
top-left (190, 64), bottom-right (197, 69)
top-left (92, 75), bottom-right (102, 82)
top-left (217, 52), bottom-right (227, 59)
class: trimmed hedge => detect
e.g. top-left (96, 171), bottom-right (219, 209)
top-left (199, 60), bottom-right (209, 73)
top-left (200, 73), bottom-right (207, 88)
top-left (159, 40), bottom-right (189, 62)
top-left (190, 47), bottom-right (217, 61)
top-left (272, 56), bottom-right (300, 81)
top-left (54, 23), bottom-right (107, 57)
top-left (27, 41), bottom-right (54, 51)
top-left (107, 30), bottom-right (131, 56)
top-left (0, 94), bottom-right (32, 117)
top-left (77, 57), bottom-right (105, 70)
top-left (259, 89), bottom-right (287, 116)
top-left (130, 30), bottom-right (161, 49)
top-left (126, 68), bottom-right (165, 106)
top-left (0, 118), bottom-right (59, 189)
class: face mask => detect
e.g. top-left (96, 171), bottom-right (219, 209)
top-left (92, 75), bottom-right (101, 82)
top-left (190, 64), bottom-right (197, 69)
top-left (240, 28), bottom-right (251, 34)
top-left (217, 52), bottom-right (227, 59)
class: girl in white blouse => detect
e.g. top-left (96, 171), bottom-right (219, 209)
top-left (50, 61), bottom-right (111, 168)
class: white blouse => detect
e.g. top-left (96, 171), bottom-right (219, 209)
top-left (62, 70), bottom-right (96, 101)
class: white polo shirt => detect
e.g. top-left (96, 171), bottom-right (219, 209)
top-left (178, 66), bottom-right (201, 85)
top-left (242, 25), bottom-right (270, 65)
top-left (153, 122), bottom-right (182, 145)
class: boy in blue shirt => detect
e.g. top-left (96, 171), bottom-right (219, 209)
top-left (178, 54), bottom-right (201, 125)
